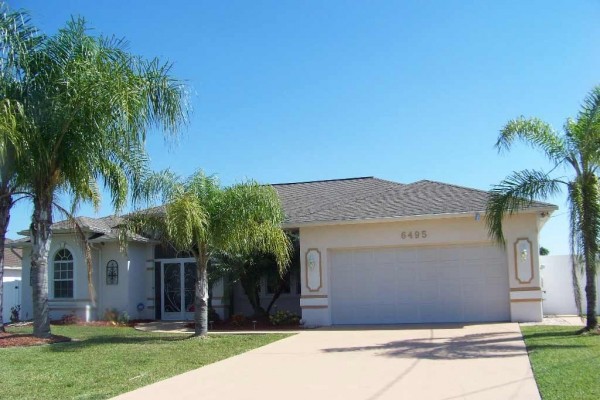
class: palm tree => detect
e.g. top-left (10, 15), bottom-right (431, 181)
top-left (9, 17), bottom-right (187, 338)
top-left (0, 3), bottom-right (40, 331)
top-left (130, 170), bottom-right (291, 336)
top-left (486, 86), bottom-right (600, 332)
top-left (213, 233), bottom-right (300, 317)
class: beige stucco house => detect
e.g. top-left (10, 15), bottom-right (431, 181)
top-left (16, 177), bottom-right (556, 326)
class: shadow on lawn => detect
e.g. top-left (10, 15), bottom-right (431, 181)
top-left (47, 334), bottom-right (192, 352)
top-left (323, 331), bottom-right (535, 360)
top-left (521, 329), bottom-right (582, 340)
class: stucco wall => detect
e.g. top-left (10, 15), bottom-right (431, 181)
top-left (21, 234), bottom-right (98, 321)
top-left (298, 213), bottom-right (545, 326)
top-left (20, 235), bottom-right (152, 322)
top-left (95, 242), bottom-right (130, 319)
top-left (540, 254), bottom-right (600, 315)
top-left (126, 243), bottom-right (154, 320)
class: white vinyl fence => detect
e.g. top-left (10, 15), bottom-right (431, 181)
top-left (2, 280), bottom-right (21, 323)
top-left (540, 255), bottom-right (600, 315)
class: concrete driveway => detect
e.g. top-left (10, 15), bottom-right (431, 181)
top-left (113, 323), bottom-right (539, 400)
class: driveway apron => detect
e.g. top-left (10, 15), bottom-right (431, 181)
top-left (113, 322), bottom-right (540, 400)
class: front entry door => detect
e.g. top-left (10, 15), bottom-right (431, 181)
top-left (161, 261), bottom-right (197, 320)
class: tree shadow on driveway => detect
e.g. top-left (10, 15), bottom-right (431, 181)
top-left (321, 330), bottom-right (570, 360)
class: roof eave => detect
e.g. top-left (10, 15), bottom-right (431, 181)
top-left (282, 206), bottom-right (558, 228)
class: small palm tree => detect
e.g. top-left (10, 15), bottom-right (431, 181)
top-left (8, 17), bottom-right (188, 338)
top-left (486, 86), bottom-right (600, 332)
top-left (130, 170), bottom-right (291, 336)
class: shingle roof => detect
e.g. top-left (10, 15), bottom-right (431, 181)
top-left (12, 176), bottom-right (558, 240)
top-left (4, 239), bottom-right (22, 268)
top-left (16, 215), bottom-right (151, 244)
top-left (273, 177), bottom-right (556, 225)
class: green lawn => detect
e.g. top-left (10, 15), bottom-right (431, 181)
top-left (521, 326), bottom-right (600, 400)
top-left (1, 325), bottom-right (290, 400)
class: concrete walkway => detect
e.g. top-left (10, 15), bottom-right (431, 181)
top-left (114, 323), bottom-right (539, 400)
top-left (134, 321), bottom-right (303, 334)
top-left (522, 315), bottom-right (585, 327)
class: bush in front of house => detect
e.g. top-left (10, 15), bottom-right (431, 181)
top-left (269, 310), bottom-right (300, 326)
top-left (230, 314), bottom-right (247, 327)
top-left (103, 309), bottom-right (130, 325)
top-left (9, 305), bottom-right (21, 323)
top-left (209, 307), bottom-right (221, 322)
top-left (59, 313), bottom-right (80, 325)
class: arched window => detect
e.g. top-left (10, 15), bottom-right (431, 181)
top-left (53, 248), bottom-right (74, 298)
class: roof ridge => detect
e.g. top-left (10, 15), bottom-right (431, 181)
top-left (408, 179), bottom-right (492, 195)
top-left (408, 179), bottom-right (556, 208)
top-left (370, 177), bottom-right (406, 187)
top-left (271, 176), bottom-right (374, 186)
top-left (294, 179), bottom-right (405, 220)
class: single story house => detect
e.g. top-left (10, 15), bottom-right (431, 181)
top-left (16, 177), bottom-right (556, 326)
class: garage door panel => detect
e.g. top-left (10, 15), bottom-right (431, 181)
top-left (418, 263), bottom-right (439, 280)
top-left (330, 244), bottom-right (510, 325)
top-left (396, 304), bottom-right (419, 322)
top-left (397, 249), bottom-right (418, 262)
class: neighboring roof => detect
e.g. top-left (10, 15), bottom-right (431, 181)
top-left (3, 239), bottom-right (22, 269)
top-left (273, 177), bottom-right (556, 225)
top-left (12, 176), bottom-right (558, 241)
top-left (15, 215), bottom-right (151, 245)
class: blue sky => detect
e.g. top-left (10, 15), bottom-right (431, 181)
top-left (7, 1), bottom-right (600, 254)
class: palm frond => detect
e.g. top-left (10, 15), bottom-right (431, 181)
top-left (485, 170), bottom-right (563, 244)
top-left (215, 181), bottom-right (292, 270)
top-left (497, 117), bottom-right (568, 165)
top-left (570, 86), bottom-right (600, 167)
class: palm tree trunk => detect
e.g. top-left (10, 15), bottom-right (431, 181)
top-left (30, 193), bottom-right (53, 338)
top-left (584, 265), bottom-right (597, 330)
top-left (581, 175), bottom-right (598, 331)
top-left (194, 243), bottom-right (209, 336)
top-left (0, 192), bottom-right (11, 333)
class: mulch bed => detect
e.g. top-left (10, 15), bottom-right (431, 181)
top-left (51, 319), bottom-right (154, 327)
top-left (0, 331), bottom-right (71, 348)
top-left (185, 318), bottom-right (301, 331)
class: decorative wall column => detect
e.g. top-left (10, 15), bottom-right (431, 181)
top-left (508, 235), bottom-right (543, 322)
top-left (299, 246), bottom-right (330, 326)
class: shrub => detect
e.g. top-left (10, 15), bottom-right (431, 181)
top-left (9, 305), bottom-right (20, 323)
top-left (103, 309), bottom-right (130, 325)
top-left (60, 313), bottom-right (80, 325)
top-left (230, 314), bottom-right (247, 327)
top-left (269, 310), bottom-right (300, 326)
top-left (209, 307), bottom-right (221, 322)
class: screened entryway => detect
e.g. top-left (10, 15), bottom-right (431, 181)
top-left (160, 259), bottom-right (197, 320)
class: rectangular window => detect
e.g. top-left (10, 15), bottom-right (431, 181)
top-left (54, 261), bottom-right (74, 298)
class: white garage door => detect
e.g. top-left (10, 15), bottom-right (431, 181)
top-left (330, 244), bottom-right (510, 324)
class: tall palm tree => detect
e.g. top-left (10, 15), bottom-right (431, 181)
top-left (130, 170), bottom-right (291, 336)
top-left (486, 86), bottom-right (600, 332)
top-left (10, 17), bottom-right (187, 338)
top-left (0, 3), bottom-right (40, 331)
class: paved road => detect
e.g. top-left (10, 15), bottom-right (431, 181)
top-left (113, 323), bottom-right (540, 400)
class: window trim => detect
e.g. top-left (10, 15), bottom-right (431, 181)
top-left (51, 246), bottom-right (75, 299)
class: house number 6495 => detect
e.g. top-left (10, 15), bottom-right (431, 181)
top-left (401, 230), bottom-right (427, 239)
